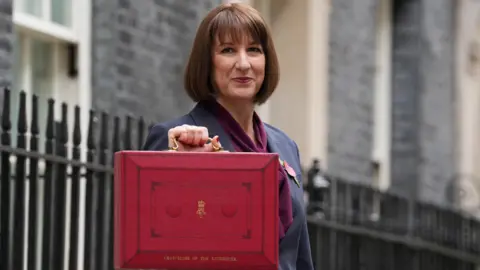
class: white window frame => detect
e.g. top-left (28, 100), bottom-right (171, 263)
top-left (13, 0), bottom-right (78, 42)
top-left (13, 12), bottom-right (77, 43)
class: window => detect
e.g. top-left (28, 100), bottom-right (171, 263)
top-left (10, 2), bottom-right (91, 269)
top-left (13, 32), bottom-right (71, 152)
top-left (11, 0), bottom-right (91, 155)
top-left (14, 0), bottom-right (76, 41)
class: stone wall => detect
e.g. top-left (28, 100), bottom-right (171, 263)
top-left (390, 0), bottom-right (456, 205)
top-left (327, 0), bottom-right (456, 206)
top-left (417, 0), bottom-right (456, 205)
top-left (327, 0), bottom-right (377, 183)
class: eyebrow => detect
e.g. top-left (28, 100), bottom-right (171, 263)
top-left (218, 41), bottom-right (260, 46)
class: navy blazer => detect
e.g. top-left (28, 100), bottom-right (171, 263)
top-left (143, 102), bottom-right (314, 270)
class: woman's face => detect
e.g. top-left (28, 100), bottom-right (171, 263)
top-left (212, 33), bottom-right (265, 104)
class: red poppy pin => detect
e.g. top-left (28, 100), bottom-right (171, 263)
top-left (279, 158), bottom-right (300, 188)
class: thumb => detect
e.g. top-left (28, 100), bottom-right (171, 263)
top-left (208, 135), bottom-right (225, 152)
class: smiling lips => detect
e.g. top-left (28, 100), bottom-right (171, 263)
top-left (232, 77), bottom-right (252, 84)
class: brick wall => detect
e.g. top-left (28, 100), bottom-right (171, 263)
top-left (0, 0), bottom-right (12, 106)
top-left (91, 0), bottom-right (222, 123)
top-left (327, 0), bottom-right (377, 183)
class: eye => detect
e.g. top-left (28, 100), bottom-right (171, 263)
top-left (248, 47), bottom-right (263, 53)
top-left (221, 47), bottom-right (235, 53)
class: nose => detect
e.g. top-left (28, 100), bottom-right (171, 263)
top-left (235, 50), bottom-right (251, 71)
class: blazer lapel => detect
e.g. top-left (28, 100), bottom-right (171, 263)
top-left (265, 126), bottom-right (303, 206)
top-left (188, 102), bottom-right (235, 152)
top-left (265, 125), bottom-right (306, 245)
top-left (265, 127), bottom-right (294, 189)
top-left (265, 127), bottom-right (282, 161)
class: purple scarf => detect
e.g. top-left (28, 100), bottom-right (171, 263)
top-left (203, 100), bottom-right (293, 240)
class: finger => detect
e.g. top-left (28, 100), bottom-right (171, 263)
top-left (192, 127), bottom-right (203, 146)
top-left (177, 125), bottom-right (190, 143)
top-left (199, 127), bottom-right (209, 146)
top-left (168, 126), bottom-right (184, 148)
top-left (185, 125), bottom-right (197, 145)
top-left (210, 135), bottom-right (224, 152)
top-left (202, 142), bottom-right (214, 152)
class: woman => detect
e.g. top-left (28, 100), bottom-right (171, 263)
top-left (143, 3), bottom-right (314, 270)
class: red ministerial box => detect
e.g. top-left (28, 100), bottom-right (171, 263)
top-left (114, 151), bottom-right (279, 270)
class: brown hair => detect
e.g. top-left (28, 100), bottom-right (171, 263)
top-left (184, 2), bottom-right (279, 105)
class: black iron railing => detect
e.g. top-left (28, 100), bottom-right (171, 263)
top-left (0, 88), bottom-right (151, 270)
top-left (0, 87), bottom-right (479, 270)
top-left (306, 176), bottom-right (480, 269)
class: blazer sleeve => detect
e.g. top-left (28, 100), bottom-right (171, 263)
top-left (142, 123), bottom-right (169, 151)
top-left (297, 216), bottom-right (314, 269)
top-left (293, 141), bottom-right (315, 270)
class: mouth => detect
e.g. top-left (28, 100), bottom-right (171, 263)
top-left (232, 77), bottom-right (253, 84)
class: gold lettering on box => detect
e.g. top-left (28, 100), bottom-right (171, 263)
top-left (211, 256), bottom-right (237, 261)
top-left (163, 255), bottom-right (238, 262)
top-left (196, 200), bottom-right (206, 218)
top-left (163, 256), bottom-right (191, 261)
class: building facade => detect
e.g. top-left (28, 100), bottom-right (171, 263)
top-left (0, 0), bottom-right (479, 216)
top-left (237, 0), bottom-right (480, 217)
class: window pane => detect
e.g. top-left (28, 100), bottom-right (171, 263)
top-left (51, 0), bottom-right (72, 27)
top-left (31, 38), bottom-right (54, 152)
top-left (12, 33), bottom-right (23, 92)
top-left (10, 33), bottom-right (56, 152)
top-left (32, 39), bottom-right (54, 97)
top-left (23, 0), bottom-right (43, 17)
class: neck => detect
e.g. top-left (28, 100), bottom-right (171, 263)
top-left (216, 98), bottom-right (255, 137)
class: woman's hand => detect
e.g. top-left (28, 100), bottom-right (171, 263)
top-left (167, 124), bottom-right (224, 152)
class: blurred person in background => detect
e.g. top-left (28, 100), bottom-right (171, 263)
top-left (306, 159), bottom-right (330, 217)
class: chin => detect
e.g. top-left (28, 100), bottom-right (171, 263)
top-left (231, 94), bottom-right (257, 102)
top-left (218, 87), bottom-right (259, 104)
top-left (231, 89), bottom-right (258, 100)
